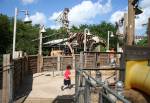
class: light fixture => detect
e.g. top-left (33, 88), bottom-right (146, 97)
top-left (135, 6), bottom-right (143, 15)
top-left (132, 0), bottom-right (139, 6)
top-left (24, 15), bottom-right (32, 23)
top-left (40, 25), bottom-right (46, 33)
top-left (23, 10), bottom-right (32, 23)
top-left (110, 32), bottom-right (114, 37)
top-left (12, 8), bottom-right (32, 59)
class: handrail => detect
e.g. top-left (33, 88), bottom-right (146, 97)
top-left (83, 51), bottom-right (123, 54)
top-left (75, 68), bottom-right (131, 103)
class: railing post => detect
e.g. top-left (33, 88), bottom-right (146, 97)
top-left (120, 53), bottom-right (125, 81)
top-left (9, 60), bottom-right (13, 103)
top-left (2, 54), bottom-right (13, 103)
top-left (72, 54), bottom-right (75, 70)
top-left (75, 69), bottom-right (79, 103)
top-left (80, 52), bottom-right (84, 68)
top-left (57, 56), bottom-right (61, 73)
top-left (78, 74), bottom-right (85, 103)
top-left (37, 54), bottom-right (43, 72)
top-left (84, 78), bottom-right (90, 103)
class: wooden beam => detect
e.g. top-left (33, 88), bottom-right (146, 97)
top-left (127, 0), bottom-right (135, 45)
top-left (2, 54), bottom-right (10, 103)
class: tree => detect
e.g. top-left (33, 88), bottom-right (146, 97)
top-left (16, 20), bottom-right (39, 54)
top-left (0, 14), bottom-right (12, 54)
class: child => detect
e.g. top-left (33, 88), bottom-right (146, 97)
top-left (61, 65), bottom-right (71, 91)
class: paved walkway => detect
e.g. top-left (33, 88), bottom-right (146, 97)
top-left (15, 70), bottom-right (75, 103)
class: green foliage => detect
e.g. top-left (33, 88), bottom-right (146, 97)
top-left (0, 14), bottom-right (12, 54)
top-left (0, 13), bottom-right (118, 57)
top-left (136, 37), bottom-right (148, 46)
top-left (16, 20), bottom-right (39, 54)
top-left (0, 14), bottom-right (12, 64)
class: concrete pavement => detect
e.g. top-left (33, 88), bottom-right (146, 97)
top-left (15, 70), bottom-right (75, 103)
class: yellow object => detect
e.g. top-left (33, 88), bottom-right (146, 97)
top-left (125, 60), bottom-right (150, 95)
top-left (50, 50), bottom-right (64, 56)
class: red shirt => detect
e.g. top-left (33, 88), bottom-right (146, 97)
top-left (64, 69), bottom-right (71, 80)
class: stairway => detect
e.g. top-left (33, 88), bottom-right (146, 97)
top-left (23, 97), bottom-right (74, 103)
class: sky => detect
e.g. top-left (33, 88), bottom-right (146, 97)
top-left (0, 0), bottom-right (150, 35)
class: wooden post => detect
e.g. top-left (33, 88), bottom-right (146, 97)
top-left (24, 55), bottom-right (28, 75)
top-left (147, 18), bottom-right (150, 47)
top-left (75, 69), bottom-right (79, 103)
top-left (2, 54), bottom-right (11, 103)
top-left (37, 54), bottom-right (43, 72)
top-left (127, 0), bottom-right (135, 45)
top-left (80, 52), bottom-right (84, 69)
top-left (84, 79), bottom-right (90, 103)
top-left (124, 13), bottom-right (128, 42)
top-left (57, 56), bottom-right (61, 75)
top-left (72, 54), bottom-right (75, 70)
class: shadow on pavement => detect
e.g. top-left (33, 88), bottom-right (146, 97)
top-left (14, 74), bottom-right (33, 103)
top-left (52, 94), bottom-right (75, 103)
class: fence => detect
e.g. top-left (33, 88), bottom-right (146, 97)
top-left (82, 51), bottom-right (122, 68)
top-left (1, 54), bottom-right (28, 103)
top-left (41, 52), bottom-right (122, 77)
top-left (42, 54), bottom-right (80, 73)
top-left (28, 55), bottom-right (38, 74)
top-left (75, 68), bottom-right (130, 103)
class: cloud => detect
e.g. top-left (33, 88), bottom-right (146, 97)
top-left (49, 0), bottom-right (112, 29)
top-left (50, 24), bottom-right (61, 30)
top-left (110, 0), bottom-right (150, 35)
top-left (49, 11), bottom-right (62, 21)
top-left (140, 0), bottom-right (150, 9)
top-left (30, 12), bottom-right (47, 25)
top-left (21, 0), bottom-right (36, 4)
top-left (110, 10), bottom-right (125, 23)
top-left (135, 0), bottom-right (150, 30)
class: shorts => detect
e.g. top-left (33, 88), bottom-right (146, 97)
top-left (64, 79), bottom-right (71, 86)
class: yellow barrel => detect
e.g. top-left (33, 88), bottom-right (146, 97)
top-left (125, 60), bottom-right (150, 95)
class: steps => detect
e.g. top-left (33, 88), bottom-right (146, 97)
top-left (23, 97), bottom-right (74, 103)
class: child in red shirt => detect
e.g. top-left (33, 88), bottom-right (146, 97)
top-left (61, 65), bottom-right (71, 91)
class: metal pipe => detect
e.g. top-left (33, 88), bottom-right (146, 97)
top-left (39, 31), bottom-right (42, 55)
top-left (76, 68), bottom-right (131, 103)
top-left (107, 31), bottom-right (110, 51)
top-left (84, 28), bottom-right (88, 52)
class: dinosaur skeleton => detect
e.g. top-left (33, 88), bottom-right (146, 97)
top-left (66, 32), bottom-right (107, 54)
top-left (55, 8), bottom-right (106, 54)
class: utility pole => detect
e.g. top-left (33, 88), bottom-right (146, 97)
top-left (107, 31), bottom-right (110, 51)
top-left (39, 31), bottom-right (42, 55)
top-left (127, 0), bottom-right (135, 45)
top-left (38, 25), bottom-right (46, 55)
